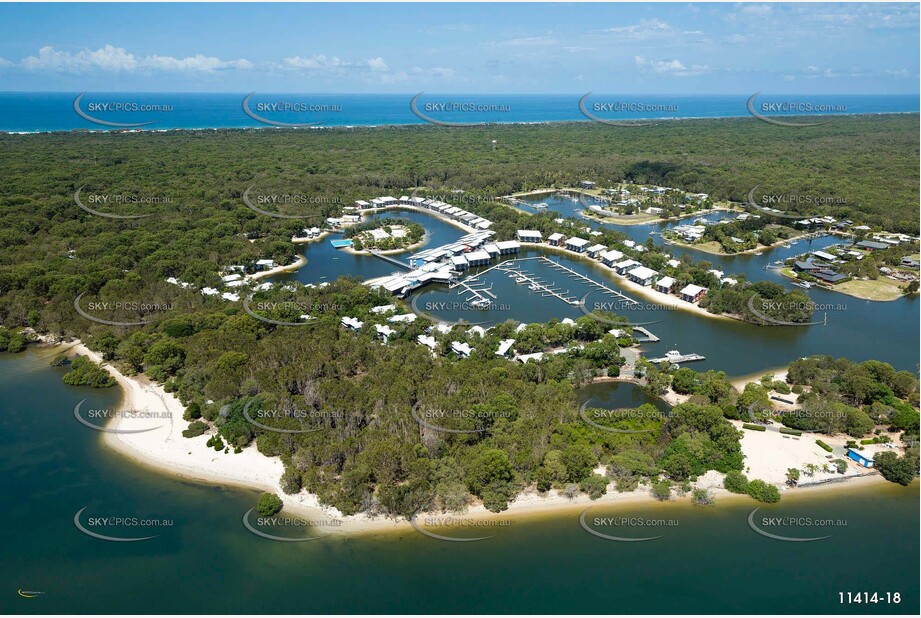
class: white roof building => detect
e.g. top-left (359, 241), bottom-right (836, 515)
top-left (371, 304), bottom-right (396, 314)
top-left (341, 316), bottom-right (364, 330)
top-left (496, 339), bottom-right (516, 357)
top-left (450, 342), bottom-right (473, 358)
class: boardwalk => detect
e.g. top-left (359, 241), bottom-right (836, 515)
top-left (539, 256), bottom-right (642, 308)
top-left (367, 249), bottom-right (411, 271)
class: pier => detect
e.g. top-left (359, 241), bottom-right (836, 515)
top-left (646, 352), bottom-right (705, 364)
top-left (539, 256), bottom-right (642, 308)
top-left (633, 327), bottom-right (660, 342)
top-left (367, 249), bottom-right (412, 271)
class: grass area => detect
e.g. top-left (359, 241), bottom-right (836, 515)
top-left (834, 278), bottom-right (906, 301)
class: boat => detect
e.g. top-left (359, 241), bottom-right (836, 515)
top-left (791, 280), bottom-right (814, 289)
top-left (471, 298), bottom-right (491, 309)
top-left (532, 202), bottom-right (548, 209)
top-left (753, 251), bottom-right (763, 256)
top-left (528, 284), bottom-right (540, 291)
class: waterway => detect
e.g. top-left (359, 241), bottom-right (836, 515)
top-left (1, 349), bottom-right (917, 614)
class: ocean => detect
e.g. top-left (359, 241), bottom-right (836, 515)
top-left (0, 92), bottom-right (917, 133)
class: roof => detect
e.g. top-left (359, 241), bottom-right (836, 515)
top-left (614, 259), bottom-right (640, 269)
top-left (586, 243), bottom-right (607, 253)
top-left (679, 284), bottom-right (707, 297)
top-left (600, 249), bottom-right (624, 262)
top-left (548, 232), bottom-right (565, 241)
top-left (495, 240), bottom-right (521, 250)
top-left (465, 249), bottom-right (492, 262)
top-left (856, 240), bottom-right (889, 250)
top-left (566, 236), bottom-right (591, 247)
top-left (517, 229), bottom-right (542, 237)
top-left (628, 266), bottom-right (658, 280)
top-left (496, 339), bottom-right (516, 356)
top-left (656, 276), bottom-right (675, 288)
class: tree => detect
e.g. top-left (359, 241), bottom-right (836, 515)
top-left (257, 492), bottom-right (283, 517)
top-left (874, 451), bottom-right (916, 486)
top-left (651, 478), bottom-right (672, 501)
top-left (746, 479), bottom-right (781, 503)
top-left (691, 488), bottom-right (714, 506)
top-left (724, 470), bottom-right (749, 494)
top-left (465, 449), bottom-right (515, 495)
top-left (785, 468), bottom-right (800, 487)
top-left (579, 474), bottom-right (609, 500)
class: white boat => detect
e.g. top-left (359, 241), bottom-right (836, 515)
top-left (753, 251), bottom-right (763, 256)
top-left (791, 280), bottom-right (813, 289)
top-left (532, 202), bottom-right (548, 209)
top-left (528, 284), bottom-right (540, 291)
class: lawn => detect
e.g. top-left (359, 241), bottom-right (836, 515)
top-left (834, 278), bottom-right (906, 301)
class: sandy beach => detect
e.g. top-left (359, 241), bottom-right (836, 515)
top-left (247, 255), bottom-right (308, 280)
top-left (46, 337), bottom-right (886, 538)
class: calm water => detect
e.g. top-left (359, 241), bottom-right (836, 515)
top-left (0, 92), bottom-right (917, 132)
top-left (274, 203), bottom-right (919, 376)
top-left (0, 349), bottom-right (917, 614)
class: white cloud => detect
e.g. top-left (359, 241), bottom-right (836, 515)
top-left (601, 18), bottom-right (671, 39)
top-left (885, 69), bottom-right (910, 79)
top-left (20, 44), bottom-right (250, 73)
top-left (367, 57), bottom-right (389, 72)
top-left (634, 55), bottom-right (711, 77)
top-left (724, 34), bottom-right (748, 44)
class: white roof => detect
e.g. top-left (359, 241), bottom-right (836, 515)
top-left (417, 335), bottom-right (437, 349)
top-left (256, 259), bottom-right (275, 266)
top-left (680, 284), bottom-right (707, 296)
top-left (371, 304), bottom-right (396, 314)
top-left (517, 229), bottom-right (542, 237)
top-left (667, 259), bottom-right (681, 268)
top-left (600, 249), bottom-right (623, 262)
top-left (450, 341), bottom-right (473, 356)
top-left (566, 236), bottom-right (590, 247)
top-left (468, 325), bottom-right (487, 337)
top-left (656, 276), bottom-right (675, 288)
top-left (548, 233), bottom-right (565, 241)
top-left (375, 324), bottom-right (395, 337)
top-left (628, 266), bottom-right (658, 280)
top-left (221, 273), bottom-right (243, 282)
top-left (388, 313), bottom-right (417, 323)
top-left (465, 250), bottom-right (492, 262)
top-left (614, 259), bottom-right (640, 269)
top-left (450, 256), bottom-right (468, 266)
top-left (495, 240), bottom-right (521, 250)
top-left (201, 287), bottom-right (219, 296)
top-left (221, 292), bottom-right (240, 302)
top-left (341, 316), bottom-right (364, 329)
top-left (496, 339), bottom-right (516, 356)
top-left (586, 243), bottom-right (607, 253)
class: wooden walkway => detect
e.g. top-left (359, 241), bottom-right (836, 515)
top-left (538, 256), bottom-right (642, 307)
top-left (367, 249), bottom-right (411, 271)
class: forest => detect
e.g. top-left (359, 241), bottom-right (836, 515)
top-left (0, 118), bottom-right (917, 514)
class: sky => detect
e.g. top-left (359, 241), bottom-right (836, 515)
top-left (0, 2), bottom-right (917, 94)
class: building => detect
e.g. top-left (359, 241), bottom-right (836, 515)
top-left (794, 260), bottom-right (823, 273)
top-left (811, 250), bottom-right (837, 262)
top-left (495, 339), bottom-right (516, 357)
top-left (465, 250), bottom-right (492, 267)
top-left (388, 313), bottom-right (417, 324)
top-left (585, 243), bottom-right (607, 258)
top-left (417, 334), bottom-right (437, 354)
top-left (517, 230), bottom-right (543, 243)
top-left (627, 266), bottom-right (658, 287)
top-left (655, 276), bottom-right (675, 294)
top-left (371, 304), bottom-right (396, 315)
top-left (341, 316), bottom-right (364, 330)
top-left (679, 284), bottom-right (707, 303)
top-left (599, 249), bottom-right (624, 266)
top-left (613, 259), bottom-right (640, 275)
top-left (450, 342), bottom-right (473, 358)
top-left (855, 240), bottom-right (889, 251)
top-left (565, 237), bottom-right (591, 253)
top-left (847, 448), bottom-right (875, 468)
top-left (374, 324), bottom-right (395, 343)
top-left (813, 269), bottom-right (847, 284)
top-left (495, 240), bottom-right (521, 255)
top-left (547, 232), bottom-right (565, 246)
top-left (580, 180), bottom-right (597, 189)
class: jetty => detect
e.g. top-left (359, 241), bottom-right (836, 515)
top-left (367, 249), bottom-right (412, 271)
top-left (633, 327), bottom-right (660, 342)
top-left (539, 256), bottom-right (642, 308)
top-left (647, 351), bottom-right (705, 364)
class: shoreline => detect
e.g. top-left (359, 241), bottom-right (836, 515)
top-left (665, 230), bottom-right (849, 257)
top-left (36, 336), bottom-right (892, 537)
top-left (247, 255), bottom-right (308, 280)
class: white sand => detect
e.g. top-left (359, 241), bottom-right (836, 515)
top-left (47, 338), bottom-right (883, 536)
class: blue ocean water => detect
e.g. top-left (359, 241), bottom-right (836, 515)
top-left (0, 92), bottom-right (917, 132)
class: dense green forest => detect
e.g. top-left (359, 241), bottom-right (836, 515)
top-left (0, 119), bottom-right (917, 515)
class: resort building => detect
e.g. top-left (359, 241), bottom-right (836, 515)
top-left (465, 250), bottom-right (492, 267)
top-left (547, 233), bottom-right (565, 246)
top-left (417, 335), bottom-right (437, 354)
top-left (599, 249), bottom-right (624, 266)
top-left (655, 276), bottom-right (675, 294)
top-left (627, 266), bottom-right (658, 287)
top-left (565, 237), bottom-right (591, 253)
top-left (370, 304), bottom-right (396, 314)
top-left (495, 240), bottom-right (521, 255)
top-left (517, 230), bottom-right (543, 243)
top-left (341, 316), bottom-right (364, 330)
top-left (374, 324), bottom-right (395, 343)
top-left (613, 259), bottom-right (640, 275)
top-left (812, 270), bottom-right (848, 284)
top-left (585, 243), bottom-right (607, 258)
top-left (496, 339), bottom-right (516, 358)
top-left (847, 449), bottom-right (875, 468)
top-left (450, 342), bottom-right (473, 358)
top-left (678, 284), bottom-right (708, 304)
top-left (855, 240), bottom-right (889, 251)
top-left (388, 313), bottom-right (417, 324)
top-left (580, 180), bottom-right (597, 189)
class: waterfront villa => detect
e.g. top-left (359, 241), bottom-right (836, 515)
top-left (627, 266), bottom-right (658, 287)
top-left (565, 237), bottom-right (591, 253)
top-left (613, 259), bottom-right (640, 275)
top-left (655, 276), bottom-right (675, 294)
top-left (517, 230), bottom-right (543, 243)
top-left (341, 316), bottom-right (364, 330)
top-left (599, 249), bottom-right (624, 266)
top-left (585, 243), bottom-right (607, 258)
top-left (496, 339), bottom-right (516, 358)
top-left (450, 341), bottom-right (473, 358)
top-left (374, 324), bottom-right (395, 343)
top-left (678, 284), bottom-right (708, 303)
top-left (547, 232), bottom-right (565, 246)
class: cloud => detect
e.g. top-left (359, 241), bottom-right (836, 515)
top-left (724, 34), bottom-right (747, 44)
top-left (634, 55), bottom-right (710, 77)
top-left (600, 18), bottom-right (671, 39)
top-left (885, 69), bottom-right (910, 79)
top-left (20, 44), bottom-right (250, 73)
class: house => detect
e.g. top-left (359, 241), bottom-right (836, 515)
top-left (847, 448), bottom-right (875, 468)
top-left (794, 260), bottom-right (823, 273)
top-left (547, 232), bottom-right (565, 246)
top-left (450, 341), bottom-right (473, 358)
top-left (515, 352), bottom-right (546, 363)
top-left (255, 259), bottom-right (276, 270)
top-left (565, 237), bottom-right (591, 253)
top-left (517, 230), bottom-right (543, 243)
top-left (468, 325), bottom-right (487, 338)
top-left (811, 250), bottom-right (837, 262)
top-left (599, 249), bottom-right (624, 266)
top-left (667, 259), bottom-right (681, 269)
top-left (417, 334), bottom-right (437, 354)
top-left (613, 259), bottom-right (640, 275)
top-left (585, 243), bottom-right (607, 258)
top-left (655, 276), bottom-right (675, 294)
top-left (627, 266), bottom-right (658, 287)
top-left (354, 200), bottom-right (371, 209)
top-left (495, 339), bottom-right (516, 357)
top-left (580, 180), bottom-right (597, 189)
top-left (388, 313), bottom-right (417, 324)
top-left (495, 240), bottom-right (521, 255)
top-left (813, 269), bottom-right (847, 284)
top-left (374, 324), bottom-right (395, 343)
top-left (901, 256), bottom-right (920, 268)
top-left (341, 316), bottom-right (364, 330)
top-left (855, 240), bottom-right (889, 251)
top-left (678, 284), bottom-right (707, 303)
top-left (371, 304), bottom-right (396, 314)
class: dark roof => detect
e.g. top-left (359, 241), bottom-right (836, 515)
top-left (794, 260), bottom-right (821, 271)
top-left (856, 240), bottom-right (889, 250)
top-left (813, 270), bottom-right (847, 283)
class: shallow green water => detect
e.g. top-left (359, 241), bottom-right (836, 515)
top-left (1, 349), bottom-right (917, 614)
